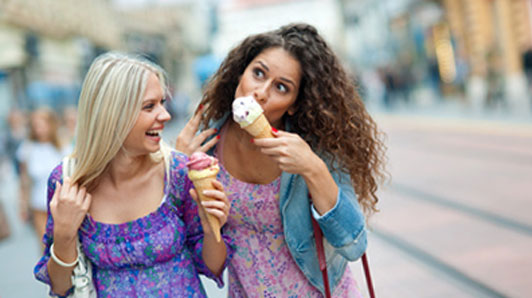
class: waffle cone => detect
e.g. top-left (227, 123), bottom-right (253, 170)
top-left (191, 174), bottom-right (221, 242)
top-left (244, 114), bottom-right (274, 138)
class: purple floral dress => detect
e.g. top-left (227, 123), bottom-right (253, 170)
top-left (34, 151), bottom-right (233, 297)
top-left (218, 163), bottom-right (362, 297)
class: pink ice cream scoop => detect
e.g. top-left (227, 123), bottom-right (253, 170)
top-left (186, 152), bottom-right (218, 171)
top-left (186, 152), bottom-right (222, 242)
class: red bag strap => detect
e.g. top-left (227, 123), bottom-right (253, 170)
top-left (309, 195), bottom-right (376, 298)
top-left (362, 253), bottom-right (376, 298)
top-left (311, 216), bottom-right (332, 298)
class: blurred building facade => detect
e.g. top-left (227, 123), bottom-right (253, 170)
top-left (443, 0), bottom-right (532, 113)
top-left (0, 0), bottom-right (123, 111)
top-left (340, 0), bottom-right (532, 114)
top-left (1, 0), bottom-right (531, 127)
top-left (211, 0), bottom-right (345, 57)
top-left (0, 0), bottom-right (215, 131)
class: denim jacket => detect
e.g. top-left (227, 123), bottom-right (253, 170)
top-left (206, 113), bottom-right (367, 294)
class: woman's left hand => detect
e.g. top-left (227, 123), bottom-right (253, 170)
top-left (253, 129), bottom-right (320, 175)
top-left (189, 180), bottom-right (230, 233)
top-left (175, 105), bottom-right (218, 156)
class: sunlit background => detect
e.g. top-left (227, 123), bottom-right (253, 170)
top-left (1, 0), bottom-right (531, 297)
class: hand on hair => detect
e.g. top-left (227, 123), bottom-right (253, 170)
top-left (50, 177), bottom-right (92, 244)
top-left (175, 105), bottom-right (218, 156)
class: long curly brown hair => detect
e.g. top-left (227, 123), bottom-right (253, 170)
top-left (200, 23), bottom-right (387, 215)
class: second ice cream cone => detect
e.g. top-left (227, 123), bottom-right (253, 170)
top-left (186, 152), bottom-right (223, 243)
top-left (191, 175), bottom-right (221, 242)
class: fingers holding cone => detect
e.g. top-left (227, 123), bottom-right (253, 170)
top-left (187, 152), bottom-right (225, 242)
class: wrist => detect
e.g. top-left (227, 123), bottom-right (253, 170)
top-left (50, 242), bottom-right (78, 267)
top-left (302, 155), bottom-right (327, 181)
top-left (203, 229), bottom-right (217, 240)
top-left (53, 231), bottom-right (78, 247)
top-left (50, 239), bottom-right (78, 267)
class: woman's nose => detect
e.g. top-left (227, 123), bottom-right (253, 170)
top-left (253, 83), bottom-right (270, 103)
top-left (157, 106), bottom-right (171, 122)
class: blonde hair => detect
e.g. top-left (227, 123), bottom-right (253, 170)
top-left (70, 52), bottom-right (169, 189)
top-left (29, 107), bottom-right (62, 150)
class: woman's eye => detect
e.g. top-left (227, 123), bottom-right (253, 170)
top-left (161, 98), bottom-right (167, 105)
top-left (277, 83), bottom-right (288, 93)
top-left (253, 68), bottom-right (264, 78)
top-left (143, 104), bottom-right (154, 110)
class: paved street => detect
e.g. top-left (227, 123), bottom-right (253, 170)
top-left (350, 112), bottom-right (532, 298)
top-left (1, 110), bottom-right (531, 297)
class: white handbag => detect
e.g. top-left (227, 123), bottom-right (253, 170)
top-left (52, 157), bottom-right (97, 298)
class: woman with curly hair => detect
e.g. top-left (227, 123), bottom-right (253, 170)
top-left (176, 23), bottom-right (386, 297)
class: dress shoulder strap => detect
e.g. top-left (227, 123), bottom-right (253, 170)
top-left (62, 156), bottom-right (76, 179)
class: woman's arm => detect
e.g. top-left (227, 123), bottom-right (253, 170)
top-left (35, 170), bottom-right (92, 296)
top-left (18, 162), bottom-right (30, 221)
top-left (309, 170), bottom-right (367, 260)
top-left (253, 129), bottom-right (338, 213)
top-left (174, 151), bottom-right (232, 286)
top-left (189, 180), bottom-right (229, 276)
top-left (253, 129), bottom-right (366, 259)
top-left (49, 179), bottom-right (92, 295)
top-left (46, 234), bottom-right (78, 295)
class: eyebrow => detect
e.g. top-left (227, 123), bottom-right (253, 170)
top-left (142, 96), bottom-right (163, 104)
top-left (257, 61), bottom-right (270, 72)
top-left (257, 61), bottom-right (297, 88)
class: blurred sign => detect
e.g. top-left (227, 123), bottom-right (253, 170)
top-left (0, 25), bottom-right (27, 69)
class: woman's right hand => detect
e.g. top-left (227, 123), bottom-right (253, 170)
top-left (175, 105), bottom-right (218, 156)
top-left (49, 177), bottom-right (92, 244)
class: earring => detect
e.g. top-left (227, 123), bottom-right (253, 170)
top-left (287, 107), bottom-right (295, 115)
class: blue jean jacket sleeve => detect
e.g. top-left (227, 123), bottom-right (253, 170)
top-left (310, 170), bottom-right (367, 261)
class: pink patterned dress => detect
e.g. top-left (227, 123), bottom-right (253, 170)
top-left (218, 161), bottom-right (362, 297)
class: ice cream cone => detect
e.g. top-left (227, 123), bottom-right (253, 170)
top-left (190, 174), bottom-right (221, 242)
top-left (232, 96), bottom-right (274, 139)
top-left (187, 152), bottom-right (222, 243)
top-left (243, 113), bottom-right (274, 139)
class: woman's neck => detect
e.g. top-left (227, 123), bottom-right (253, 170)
top-left (105, 151), bottom-right (154, 187)
top-left (228, 121), bottom-right (260, 152)
top-left (222, 120), bottom-right (282, 184)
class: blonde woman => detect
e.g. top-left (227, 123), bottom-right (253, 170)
top-left (34, 52), bottom-right (232, 297)
top-left (17, 107), bottom-right (71, 251)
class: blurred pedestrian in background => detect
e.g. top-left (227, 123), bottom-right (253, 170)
top-left (34, 52), bottom-right (232, 297)
top-left (16, 107), bottom-right (71, 252)
top-left (59, 105), bottom-right (78, 147)
top-left (486, 49), bottom-right (505, 110)
top-left (4, 108), bottom-right (27, 176)
top-left (176, 23), bottom-right (387, 297)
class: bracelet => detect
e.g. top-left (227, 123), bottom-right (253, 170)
top-left (50, 242), bottom-right (78, 267)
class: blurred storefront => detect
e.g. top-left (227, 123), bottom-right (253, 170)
top-left (340, 0), bottom-right (532, 114)
top-left (212, 0), bottom-right (345, 58)
top-left (2, 0), bottom-right (531, 118)
top-left (443, 0), bottom-right (532, 113)
top-left (0, 0), bottom-right (124, 125)
top-left (0, 0), bottom-right (216, 131)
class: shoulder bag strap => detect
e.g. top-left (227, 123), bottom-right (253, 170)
top-left (311, 216), bottom-right (332, 298)
top-left (362, 253), bottom-right (376, 298)
top-left (62, 156), bottom-right (75, 179)
top-left (310, 195), bottom-right (376, 298)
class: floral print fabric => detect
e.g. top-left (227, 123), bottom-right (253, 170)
top-left (218, 163), bottom-right (362, 297)
top-left (34, 151), bottom-right (233, 297)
